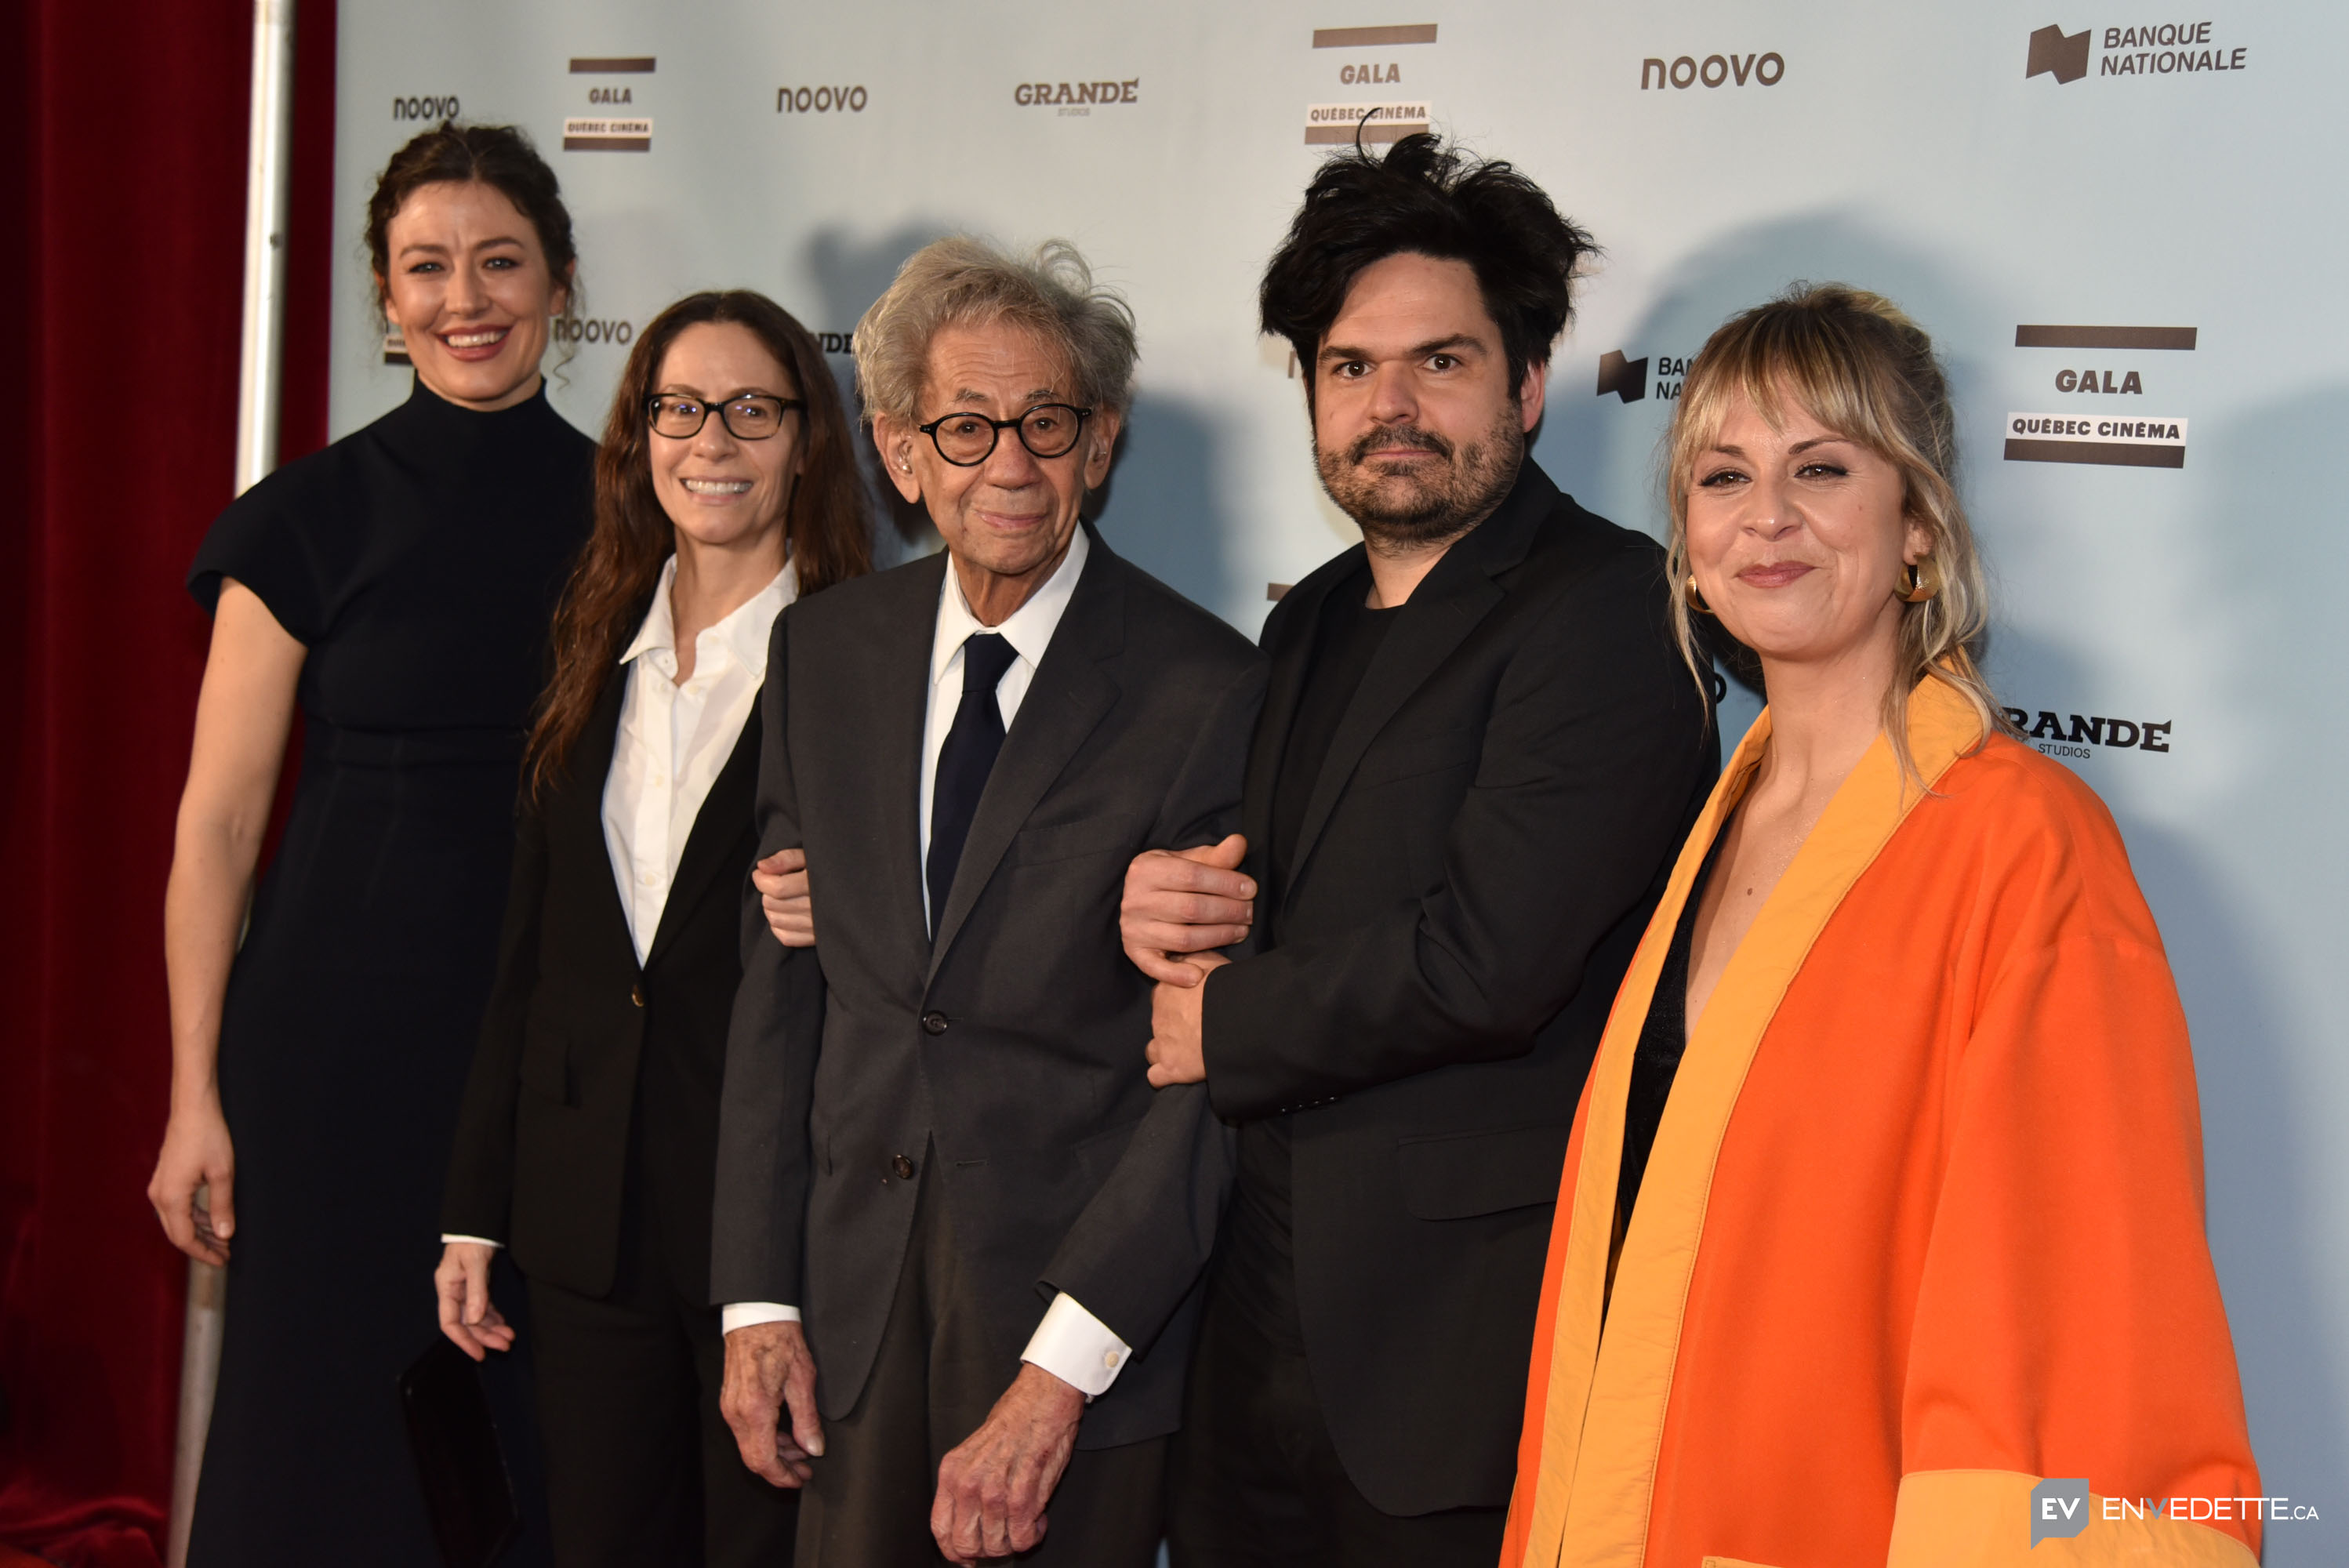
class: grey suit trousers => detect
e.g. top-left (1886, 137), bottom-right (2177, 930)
top-left (793, 1147), bottom-right (1167, 1568)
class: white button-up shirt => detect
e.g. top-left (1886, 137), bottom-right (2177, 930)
top-left (603, 554), bottom-right (799, 963)
top-left (724, 529), bottom-right (1136, 1399)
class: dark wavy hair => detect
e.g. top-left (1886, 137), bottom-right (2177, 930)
top-left (365, 122), bottom-right (579, 329)
top-left (1260, 133), bottom-right (1596, 405)
top-left (523, 292), bottom-right (874, 798)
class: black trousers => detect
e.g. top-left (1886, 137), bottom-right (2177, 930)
top-left (1166, 1258), bottom-right (1505, 1567)
top-left (526, 1187), bottom-right (799, 1568)
top-left (794, 1164), bottom-right (1166, 1567)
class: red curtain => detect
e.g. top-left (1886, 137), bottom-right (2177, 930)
top-left (1, 3), bottom-right (334, 1563)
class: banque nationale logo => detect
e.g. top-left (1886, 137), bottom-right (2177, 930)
top-left (566, 55), bottom-right (653, 151)
top-left (2006, 321), bottom-right (2195, 467)
top-left (1596, 350), bottom-right (1700, 403)
top-left (2027, 21), bottom-right (2249, 84)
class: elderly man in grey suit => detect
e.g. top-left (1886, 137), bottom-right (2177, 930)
top-left (711, 236), bottom-right (1264, 1567)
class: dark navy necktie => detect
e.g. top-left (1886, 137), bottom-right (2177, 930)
top-left (927, 632), bottom-right (1022, 934)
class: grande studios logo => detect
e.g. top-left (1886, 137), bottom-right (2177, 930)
top-left (2004, 706), bottom-right (2173, 760)
top-left (1015, 78), bottom-right (1138, 115)
top-left (2026, 20), bottom-right (2249, 84)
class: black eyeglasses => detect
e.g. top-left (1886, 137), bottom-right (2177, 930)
top-left (917, 404), bottom-right (1093, 466)
top-left (646, 393), bottom-right (803, 441)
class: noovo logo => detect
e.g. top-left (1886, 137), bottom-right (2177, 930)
top-left (1641, 52), bottom-right (1784, 89)
top-left (777, 85), bottom-right (867, 114)
top-left (554, 318), bottom-right (635, 346)
top-left (393, 95), bottom-right (460, 121)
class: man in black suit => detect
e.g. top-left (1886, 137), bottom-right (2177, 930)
top-left (711, 237), bottom-right (1263, 1567)
top-left (1122, 136), bottom-right (1716, 1564)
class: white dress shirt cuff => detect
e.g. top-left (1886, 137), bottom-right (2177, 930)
top-left (721, 1301), bottom-right (804, 1336)
top-left (1020, 1291), bottom-right (1132, 1399)
top-left (441, 1235), bottom-right (503, 1250)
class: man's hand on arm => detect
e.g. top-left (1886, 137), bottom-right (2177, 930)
top-left (931, 1363), bottom-right (1086, 1565)
top-left (1146, 953), bottom-right (1226, 1087)
top-left (1120, 834), bottom-right (1254, 985)
top-left (752, 848), bottom-right (815, 949)
top-left (719, 1316), bottom-right (823, 1487)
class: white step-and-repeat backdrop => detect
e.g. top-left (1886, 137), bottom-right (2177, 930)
top-left (336, 2), bottom-right (2345, 1549)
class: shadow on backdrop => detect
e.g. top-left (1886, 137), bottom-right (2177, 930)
top-left (1086, 392), bottom-right (1238, 619)
top-left (2127, 383), bottom-right (2349, 1549)
top-left (805, 223), bottom-right (950, 565)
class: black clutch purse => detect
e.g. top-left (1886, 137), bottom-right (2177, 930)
top-left (398, 1338), bottom-right (520, 1568)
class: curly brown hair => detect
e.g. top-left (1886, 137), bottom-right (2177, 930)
top-left (523, 292), bottom-right (873, 799)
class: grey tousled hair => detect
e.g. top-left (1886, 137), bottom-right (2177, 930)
top-left (851, 236), bottom-right (1138, 425)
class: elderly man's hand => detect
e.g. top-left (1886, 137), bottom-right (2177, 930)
top-left (753, 848), bottom-right (815, 948)
top-left (720, 1319), bottom-right (823, 1487)
top-left (931, 1363), bottom-right (1084, 1564)
top-left (1120, 834), bottom-right (1254, 984)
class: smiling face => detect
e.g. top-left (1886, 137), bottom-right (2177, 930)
top-left (872, 321), bottom-right (1120, 621)
top-left (1312, 251), bottom-right (1543, 550)
top-left (646, 321), bottom-right (804, 557)
top-left (377, 180), bottom-right (568, 411)
top-left (1683, 387), bottom-right (1931, 673)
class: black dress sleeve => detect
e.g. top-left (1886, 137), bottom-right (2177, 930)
top-left (187, 464), bottom-right (332, 644)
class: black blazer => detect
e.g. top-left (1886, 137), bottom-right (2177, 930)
top-left (443, 667), bottom-right (761, 1301)
top-left (710, 532), bottom-right (1265, 1450)
top-left (1200, 461), bottom-right (1716, 1514)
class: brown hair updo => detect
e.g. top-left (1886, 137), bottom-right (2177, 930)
top-left (365, 122), bottom-right (579, 329)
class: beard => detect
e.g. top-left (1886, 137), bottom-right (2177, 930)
top-left (1315, 406), bottom-right (1525, 552)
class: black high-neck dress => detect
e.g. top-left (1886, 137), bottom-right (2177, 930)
top-left (183, 379), bottom-right (592, 1567)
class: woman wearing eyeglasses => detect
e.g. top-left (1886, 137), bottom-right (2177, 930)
top-left (435, 289), bottom-right (870, 1566)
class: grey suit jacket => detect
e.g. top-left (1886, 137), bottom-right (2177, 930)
top-left (711, 530), bottom-right (1265, 1449)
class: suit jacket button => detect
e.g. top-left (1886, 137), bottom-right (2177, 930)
top-left (891, 1153), bottom-right (917, 1181)
top-left (920, 1011), bottom-right (949, 1036)
top-left (630, 982), bottom-right (645, 1007)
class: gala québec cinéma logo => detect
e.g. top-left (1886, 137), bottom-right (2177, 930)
top-left (565, 56), bottom-right (653, 151)
top-left (2006, 322), bottom-right (2195, 467)
top-left (1308, 24), bottom-right (1436, 144)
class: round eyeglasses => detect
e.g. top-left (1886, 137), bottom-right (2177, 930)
top-left (646, 393), bottom-right (804, 441)
top-left (917, 404), bottom-right (1093, 466)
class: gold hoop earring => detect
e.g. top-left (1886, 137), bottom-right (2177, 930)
top-left (1900, 555), bottom-right (1942, 604)
top-left (1683, 575), bottom-right (1713, 616)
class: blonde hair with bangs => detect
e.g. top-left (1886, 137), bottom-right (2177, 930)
top-left (1663, 283), bottom-right (2016, 779)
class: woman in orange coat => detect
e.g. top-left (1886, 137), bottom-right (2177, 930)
top-left (1502, 285), bottom-right (2260, 1567)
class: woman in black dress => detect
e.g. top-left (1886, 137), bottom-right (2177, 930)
top-left (431, 291), bottom-right (870, 1566)
top-left (151, 124), bottom-right (591, 1566)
